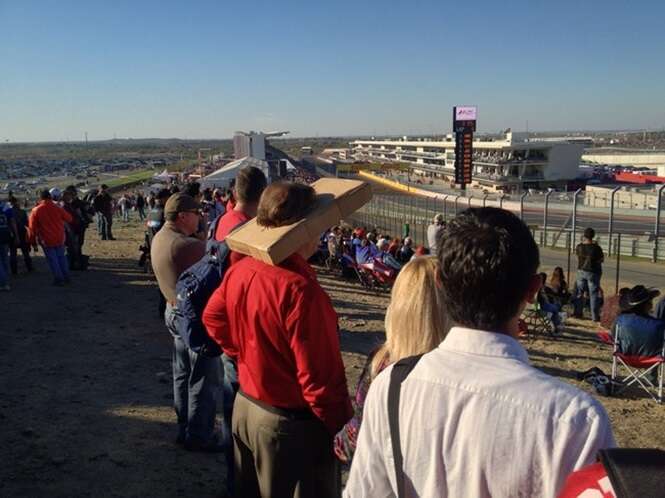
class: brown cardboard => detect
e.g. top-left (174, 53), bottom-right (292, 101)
top-left (225, 178), bottom-right (372, 265)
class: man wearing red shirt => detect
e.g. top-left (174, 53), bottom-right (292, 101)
top-left (28, 189), bottom-right (73, 286)
top-left (212, 165), bottom-right (267, 497)
top-left (203, 182), bottom-right (352, 498)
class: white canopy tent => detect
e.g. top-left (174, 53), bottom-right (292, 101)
top-left (153, 169), bottom-right (174, 182)
top-left (200, 156), bottom-right (270, 190)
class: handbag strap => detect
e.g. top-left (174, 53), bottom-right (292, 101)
top-left (388, 354), bottom-right (424, 498)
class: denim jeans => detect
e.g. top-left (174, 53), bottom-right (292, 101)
top-left (0, 243), bottom-right (9, 287)
top-left (575, 270), bottom-right (601, 321)
top-left (540, 301), bottom-right (562, 328)
top-left (99, 213), bottom-right (113, 239)
top-left (121, 209), bottom-right (129, 222)
top-left (164, 304), bottom-right (221, 443)
top-left (221, 353), bottom-right (238, 493)
top-left (43, 245), bottom-right (69, 283)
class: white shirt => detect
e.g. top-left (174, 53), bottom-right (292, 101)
top-left (344, 327), bottom-right (616, 498)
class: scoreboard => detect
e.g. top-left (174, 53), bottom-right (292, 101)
top-left (453, 106), bottom-right (477, 188)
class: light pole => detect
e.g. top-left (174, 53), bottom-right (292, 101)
top-left (571, 188), bottom-right (583, 247)
top-left (543, 189), bottom-right (554, 247)
top-left (608, 186), bottom-right (621, 256)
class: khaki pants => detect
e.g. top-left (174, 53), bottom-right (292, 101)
top-left (232, 393), bottom-right (340, 498)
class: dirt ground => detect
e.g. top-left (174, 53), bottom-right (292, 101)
top-left (1, 217), bottom-right (664, 497)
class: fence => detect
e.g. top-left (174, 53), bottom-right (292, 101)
top-left (344, 190), bottom-right (665, 294)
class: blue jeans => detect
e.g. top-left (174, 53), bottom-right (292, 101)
top-left (165, 304), bottom-right (221, 443)
top-left (221, 353), bottom-right (238, 493)
top-left (43, 245), bottom-right (69, 283)
top-left (0, 243), bottom-right (9, 287)
top-left (575, 270), bottom-right (601, 321)
top-left (540, 301), bottom-right (562, 328)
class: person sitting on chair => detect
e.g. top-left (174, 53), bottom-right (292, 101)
top-left (547, 266), bottom-right (570, 306)
top-left (537, 272), bottom-right (563, 333)
top-left (376, 239), bottom-right (402, 272)
top-left (613, 285), bottom-right (665, 357)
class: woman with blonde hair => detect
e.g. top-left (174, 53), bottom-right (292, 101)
top-left (334, 256), bottom-right (449, 463)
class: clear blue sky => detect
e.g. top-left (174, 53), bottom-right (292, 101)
top-left (1, 0), bottom-right (664, 142)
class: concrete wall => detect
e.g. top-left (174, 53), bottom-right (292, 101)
top-left (582, 152), bottom-right (665, 167)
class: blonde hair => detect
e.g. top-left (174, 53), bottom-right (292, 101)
top-left (371, 256), bottom-right (449, 377)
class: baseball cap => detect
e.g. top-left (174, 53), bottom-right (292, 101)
top-left (164, 193), bottom-right (200, 215)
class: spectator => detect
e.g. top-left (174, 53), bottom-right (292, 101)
top-left (93, 184), bottom-right (114, 240)
top-left (203, 182), bottom-right (352, 498)
top-left (63, 186), bottom-right (93, 268)
top-left (573, 227), bottom-right (604, 321)
top-left (537, 272), bottom-right (563, 333)
top-left (183, 182), bottom-right (206, 240)
top-left (397, 236), bottom-right (414, 263)
top-left (146, 188), bottom-right (171, 317)
top-left (210, 165), bottom-right (267, 495)
top-left (334, 257), bottom-right (448, 463)
top-left (118, 194), bottom-right (131, 222)
top-left (345, 207), bottom-right (615, 497)
top-left (376, 239), bottom-right (402, 271)
top-left (0, 198), bottom-right (18, 291)
top-left (411, 244), bottom-right (429, 260)
top-left (387, 237), bottom-right (401, 257)
top-left (135, 192), bottom-right (146, 221)
top-left (8, 196), bottom-right (33, 275)
top-left (426, 213), bottom-right (445, 253)
top-left (150, 193), bottom-right (223, 453)
top-left (62, 189), bottom-right (87, 270)
top-left (613, 285), bottom-right (665, 357)
top-left (355, 238), bottom-right (373, 264)
top-left (28, 190), bottom-right (74, 286)
top-left (548, 266), bottom-right (570, 306)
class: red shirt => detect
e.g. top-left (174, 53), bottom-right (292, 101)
top-left (558, 463), bottom-right (615, 498)
top-left (214, 209), bottom-right (250, 266)
top-left (214, 209), bottom-right (250, 241)
top-left (202, 253), bottom-right (352, 434)
top-left (28, 200), bottom-right (73, 248)
top-left (226, 199), bottom-right (236, 212)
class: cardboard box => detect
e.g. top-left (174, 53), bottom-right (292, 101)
top-left (225, 178), bottom-right (372, 265)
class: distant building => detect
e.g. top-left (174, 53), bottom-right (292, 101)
top-left (233, 130), bottom-right (289, 161)
top-left (351, 130), bottom-right (584, 192)
top-left (321, 148), bottom-right (353, 160)
top-left (585, 184), bottom-right (662, 210)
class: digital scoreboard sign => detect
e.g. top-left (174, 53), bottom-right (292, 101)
top-left (453, 106), bottom-right (477, 187)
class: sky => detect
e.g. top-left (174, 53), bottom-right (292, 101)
top-left (1, 0), bottom-right (665, 142)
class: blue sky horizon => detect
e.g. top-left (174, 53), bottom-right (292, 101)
top-left (2, 0), bottom-right (664, 142)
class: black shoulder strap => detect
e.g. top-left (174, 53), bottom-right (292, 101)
top-left (599, 448), bottom-right (665, 498)
top-left (388, 354), bottom-right (424, 498)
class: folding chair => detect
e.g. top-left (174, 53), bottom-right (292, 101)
top-left (596, 330), bottom-right (614, 346)
top-left (521, 302), bottom-right (556, 338)
top-left (611, 338), bottom-right (665, 404)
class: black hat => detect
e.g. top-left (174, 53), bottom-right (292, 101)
top-left (620, 285), bottom-right (660, 312)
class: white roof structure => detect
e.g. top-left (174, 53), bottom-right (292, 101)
top-left (200, 156), bottom-right (269, 189)
top-left (153, 169), bottom-right (174, 181)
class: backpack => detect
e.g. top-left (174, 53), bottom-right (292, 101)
top-left (173, 215), bottom-right (232, 357)
top-left (0, 208), bottom-right (11, 244)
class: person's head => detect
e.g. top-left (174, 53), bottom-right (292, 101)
top-left (100, 184), bottom-right (108, 192)
top-left (40, 189), bottom-right (51, 201)
top-left (553, 266), bottom-right (565, 281)
top-left (49, 187), bottom-right (62, 201)
top-left (164, 193), bottom-right (201, 235)
top-left (256, 182), bottom-right (318, 258)
top-left (8, 195), bottom-right (19, 207)
top-left (583, 227), bottom-right (595, 241)
top-left (414, 245), bottom-right (429, 257)
top-left (184, 181), bottom-right (201, 200)
top-left (403, 237), bottom-right (412, 248)
top-left (538, 272), bottom-right (547, 286)
top-left (433, 213), bottom-right (444, 225)
top-left (156, 188), bottom-right (171, 206)
top-left (213, 188), bottom-right (223, 200)
top-left (372, 256), bottom-right (449, 377)
top-left (438, 207), bottom-right (540, 334)
top-left (234, 166), bottom-right (267, 209)
top-left (620, 285), bottom-right (660, 315)
top-left (378, 239), bottom-right (390, 252)
top-left (62, 190), bottom-right (74, 203)
top-left (65, 185), bottom-right (77, 197)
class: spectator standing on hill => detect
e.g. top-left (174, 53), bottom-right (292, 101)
top-left (93, 185), bottom-right (115, 240)
top-left (118, 194), bottom-right (131, 222)
top-left (335, 257), bottom-right (448, 464)
top-left (345, 207), bottom-right (615, 498)
top-left (8, 196), bottom-right (33, 275)
top-left (150, 193), bottom-right (223, 453)
top-left (135, 192), bottom-right (146, 221)
top-left (203, 182), bottom-right (352, 498)
top-left (573, 227), bottom-right (604, 321)
top-left (28, 190), bottom-right (73, 286)
top-left (426, 213), bottom-right (445, 253)
top-left (0, 198), bottom-right (19, 291)
top-left (209, 165), bottom-right (266, 495)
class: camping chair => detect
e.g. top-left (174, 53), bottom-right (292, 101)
top-left (611, 337), bottom-right (665, 403)
top-left (596, 330), bottom-right (614, 346)
top-left (521, 301), bottom-right (557, 338)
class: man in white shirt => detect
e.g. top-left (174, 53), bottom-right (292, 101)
top-left (426, 213), bottom-right (445, 254)
top-left (345, 207), bottom-right (615, 498)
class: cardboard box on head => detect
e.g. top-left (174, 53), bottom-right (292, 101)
top-left (225, 178), bottom-right (373, 265)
